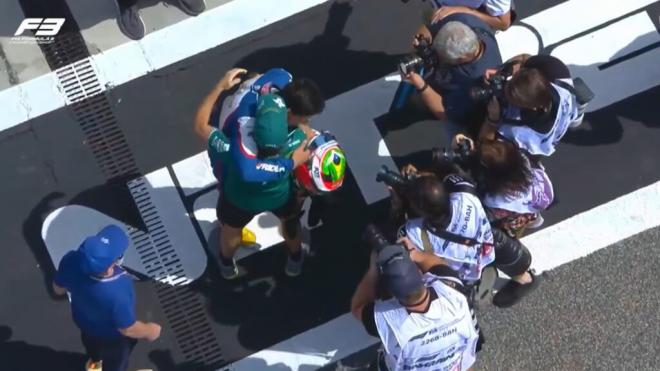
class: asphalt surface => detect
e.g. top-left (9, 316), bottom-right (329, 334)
top-left (327, 227), bottom-right (660, 371)
top-left (475, 227), bottom-right (660, 371)
top-left (0, 0), bottom-right (660, 370)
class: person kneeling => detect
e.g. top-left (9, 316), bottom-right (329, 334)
top-left (352, 233), bottom-right (479, 371)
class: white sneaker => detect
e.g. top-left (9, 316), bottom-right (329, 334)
top-left (527, 214), bottom-right (544, 229)
top-left (285, 252), bottom-right (305, 277)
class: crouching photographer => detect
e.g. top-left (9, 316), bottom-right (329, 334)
top-left (378, 151), bottom-right (539, 307)
top-left (395, 9), bottom-right (502, 141)
top-left (453, 135), bottom-right (555, 238)
top-left (351, 225), bottom-right (479, 371)
top-left (477, 54), bottom-right (594, 157)
top-left (444, 135), bottom-right (544, 306)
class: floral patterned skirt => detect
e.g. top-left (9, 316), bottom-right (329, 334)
top-left (487, 208), bottom-right (539, 238)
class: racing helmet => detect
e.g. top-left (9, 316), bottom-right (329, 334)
top-left (294, 131), bottom-right (346, 194)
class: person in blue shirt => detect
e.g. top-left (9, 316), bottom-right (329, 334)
top-left (52, 225), bottom-right (161, 371)
top-left (404, 14), bottom-right (502, 143)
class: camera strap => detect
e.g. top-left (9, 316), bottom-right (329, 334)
top-left (422, 221), bottom-right (480, 247)
top-left (553, 79), bottom-right (577, 97)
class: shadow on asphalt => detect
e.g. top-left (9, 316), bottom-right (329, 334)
top-left (0, 325), bottom-right (87, 371)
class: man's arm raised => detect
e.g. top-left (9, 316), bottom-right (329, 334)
top-left (194, 68), bottom-right (247, 141)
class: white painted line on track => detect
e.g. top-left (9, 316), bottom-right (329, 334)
top-left (220, 313), bottom-right (378, 371)
top-left (0, 0), bottom-right (330, 133)
top-left (2, 0), bottom-right (659, 135)
top-left (522, 0), bottom-right (657, 47)
top-left (550, 11), bottom-right (660, 111)
top-left (312, 75), bottom-right (400, 205)
top-left (221, 181), bottom-right (660, 371)
top-left (523, 181), bottom-right (660, 273)
top-left (93, 0), bottom-right (329, 88)
top-left (0, 73), bottom-right (65, 132)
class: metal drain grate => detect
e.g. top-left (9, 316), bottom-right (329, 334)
top-left (42, 19), bottom-right (224, 369)
top-left (128, 178), bottom-right (224, 367)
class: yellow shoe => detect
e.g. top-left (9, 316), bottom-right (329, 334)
top-left (86, 359), bottom-right (102, 371)
top-left (241, 227), bottom-right (256, 245)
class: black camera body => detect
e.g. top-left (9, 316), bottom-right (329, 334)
top-left (398, 37), bottom-right (437, 76)
top-left (376, 165), bottom-right (413, 196)
top-left (470, 60), bottom-right (518, 103)
top-left (470, 73), bottom-right (508, 102)
top-left (432, 138), bottom-right (472, 166)
top-left (363, 224), bottom-right (394, 255)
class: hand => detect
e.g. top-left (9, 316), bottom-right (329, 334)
top-left (402, 71), bottom-right (426, 90)
top-left (398, 237), bottom-right (424, 265)
top-left (397, 236), bottom-right (418, 252)
top-left (146, 323), bottom-right (162, 342)
top-left (431, 6), bottom-right (467, 24)
top-left (452, 134), bottom-right (475, 152)
top-left (412, 34), bottom-right (431, 48)
top-left (291, 141), bottom-right (312, 168)
top-left (218, 68), bottom-right (247, 90)
top-left (483, 68), bottom-right (498, 83)
top-left (486, 97), bottom-right (501, 123)
top-left (388, 186), bottom-right (402, 210)
top-left (299, 124), bottom-right (317, 140)
top-left (400, 164), bottom-right (418, 178)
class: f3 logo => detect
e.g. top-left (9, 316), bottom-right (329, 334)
top-left (15, 18), bottom-right (65, 36)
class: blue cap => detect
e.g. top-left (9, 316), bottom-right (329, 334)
top-left (377, 244), bottom-right (425, 303)
top-left (79, 225), bottom-right (129, 275)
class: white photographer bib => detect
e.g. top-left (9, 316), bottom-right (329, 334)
top-left (374, 280), bottom-right (479, 371)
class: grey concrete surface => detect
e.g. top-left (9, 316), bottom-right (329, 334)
top-left (66, 0), bottom-right (234, 56)
top-left (0, 0), bottom-right (234, 92)
top-left (0, 1), bottom-right (51, 90)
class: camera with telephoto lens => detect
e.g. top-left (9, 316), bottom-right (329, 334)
top-left (376, 165), bottom-right (414, 196)
top-left (398, 36), bottom-right (437, 76)
top-left (362, 224), bottom-right (394, 255)
top-left (432, 138), bottom-right (472, 165)
top-left (470, 60), bottom-right (517, 102)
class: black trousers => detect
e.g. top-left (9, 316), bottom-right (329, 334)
top-left (81, 332), bottom-right (138, 371)
top-left (492, 227), bottom-right (532, 277)
top-left (117, 0), bottom-right (138, 8)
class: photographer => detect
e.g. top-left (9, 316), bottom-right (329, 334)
top-left (194, 68), bottom-right (326, 279)
top-left (404, 13), bottom-right (502, 138)
top-left (399, 170), bottom-right (495, 284)
top-left (390, 159), bottom-right (539, 307)
top-left (479, 54), bottom-right (585, 157)
top-left (429, 0), bottom-right (516, 31)
top-left (434, 135), bottom-right (543, 306)
top-left (351, 233), bottom-right (479, 371)
top-left (455, 135), bottom-right (554, 237)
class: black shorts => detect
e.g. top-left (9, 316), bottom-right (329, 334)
top-left (216, 191), bottom-right (300, 229)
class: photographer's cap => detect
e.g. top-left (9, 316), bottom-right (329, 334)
top-left (255, 94), bottom-right (288, 150)
top-left (377, 244), bottom-right (425, 303)
top-left (79, 225), bottom-right (129, 275)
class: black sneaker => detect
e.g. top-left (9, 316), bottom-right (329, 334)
top-left (115, 2), bottom-right (145, 40)
top-left (177, 0), bottom-right (206, 16)
top-left (492, 270), bottom-right (542, 308)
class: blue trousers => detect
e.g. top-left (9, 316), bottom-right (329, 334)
top-left (81, 332), bottom-right (137, 371)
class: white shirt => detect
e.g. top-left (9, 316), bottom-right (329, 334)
top-left (374, 280), bottom-right (479, 371)
top-left (431, 0), bottom-right (511, 16)
top-left (482, 157), bottom-right (555, 214)
top-left (498, 80), bottom-right (579, 156)
top-left (405, 186), bottom-right (495, 283)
